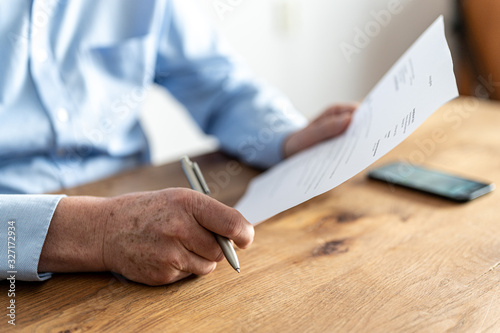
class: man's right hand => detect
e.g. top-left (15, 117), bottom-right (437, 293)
top-left (38, 188), bottom-right (254, 285)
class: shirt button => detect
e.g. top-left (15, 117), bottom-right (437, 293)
top-left (57, 108), bottom-right (69, 123)
top-left (36, 49), bottom-right (48, 63)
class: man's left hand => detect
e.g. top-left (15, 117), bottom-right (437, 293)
top-left (284, 103), bottom-right (357, 158)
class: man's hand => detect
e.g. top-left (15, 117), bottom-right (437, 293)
top-left (39, 189), bottom-right (254, 286)
top-left (102, 189), bottom-right (254, 285)
top-left (284, 103), bottom-right (357, 158)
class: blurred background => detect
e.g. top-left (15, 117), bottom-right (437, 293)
top-left (139, 0), bottom-right (499, 165)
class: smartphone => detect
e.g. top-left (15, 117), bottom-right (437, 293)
top-left (368, 162), bottom-right (495, 202)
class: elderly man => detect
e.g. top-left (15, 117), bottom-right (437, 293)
top-left (0, 0), bottom-right (354, 285)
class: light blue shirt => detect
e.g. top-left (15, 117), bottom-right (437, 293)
top-left (0, 0), bottom-right (306, 280)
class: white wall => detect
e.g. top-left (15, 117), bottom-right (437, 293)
top-left (140, 0), bottom-right (455, 165)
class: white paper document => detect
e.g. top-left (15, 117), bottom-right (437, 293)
top-left (235, 16), bottom-right (459, 224)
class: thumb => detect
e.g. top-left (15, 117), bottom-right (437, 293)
top-left (190, 191), bottom-right (254, 249)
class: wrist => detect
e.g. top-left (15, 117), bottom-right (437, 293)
top-left (38, 196), bottom-right (109, 274)
top-left (283, 130), bottom-right (303, 159)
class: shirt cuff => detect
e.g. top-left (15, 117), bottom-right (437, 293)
top-left (237, 122), bottom-right (305, 169)
top-left (1, 194), bottom-right (65, 281)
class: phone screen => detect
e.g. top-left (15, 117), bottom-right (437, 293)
top-left (368, 163), bottom-right (495, 202)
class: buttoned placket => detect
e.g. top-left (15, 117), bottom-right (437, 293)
top-left (29, 0), bottom-right (77, 182)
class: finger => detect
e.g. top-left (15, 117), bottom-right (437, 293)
top-left (284, 104), bottom-right (357, 158)
top-left (125, 262), bottom-right (193, 286)
top-left (315, 104), bottom-right (357, 122)
top-left (155, 270), bottom-right (192, 286)
top-left (305, 112), bottom-right (352, 145)
top-left (146, 245), bottom-right (216, 285)
top-left (190, 193), bottom-right (254, 249)
top-left (319, 112), bottom-right (352, 137)
top-left (182, 224), bottom-right (225, 262)
top-left (177, 249), bottom-right (218, 277)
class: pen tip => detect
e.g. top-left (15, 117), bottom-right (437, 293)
top-left (236, 268), bottom-right (240, 273)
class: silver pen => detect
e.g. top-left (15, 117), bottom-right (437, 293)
top-left (180, 156), bottom-right (240, 273)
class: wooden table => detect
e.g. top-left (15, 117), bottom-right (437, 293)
top-left (3, 97), bottom-right (500, 332)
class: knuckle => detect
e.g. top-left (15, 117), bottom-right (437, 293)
top-left (171, 188), bottom-right (194, 207)
top-left (161, 272), bottom-right (183, 285)
top-left (146, 270), bottom-right (172, 286)
top-left (152, 272), bottom-right (184, 286)
top-left (169, 220), bottom-right (190, 242)
top-left (199, 262), bottom-right (217, 276)
top-left (169, 254), bottom-right (184, 272)
top-left (174, 188), bottom-right (207, 219)
top-left (191, 191), bottom-right (209, 217)
top-left (214, 249), bottom-right (225, 262)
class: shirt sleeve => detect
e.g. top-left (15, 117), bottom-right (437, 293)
top-left (0, 195), bottom-right (65, 281)
top-left (154, 0), bottom-right (307, 168)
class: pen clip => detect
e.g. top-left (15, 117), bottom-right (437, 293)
top-left (181, 156), bottom-right (211, 195)
top-left (192, 161), bottom-right (211, 195)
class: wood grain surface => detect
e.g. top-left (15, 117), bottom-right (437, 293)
top-left (2, 97), bottom-right (500, 332)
